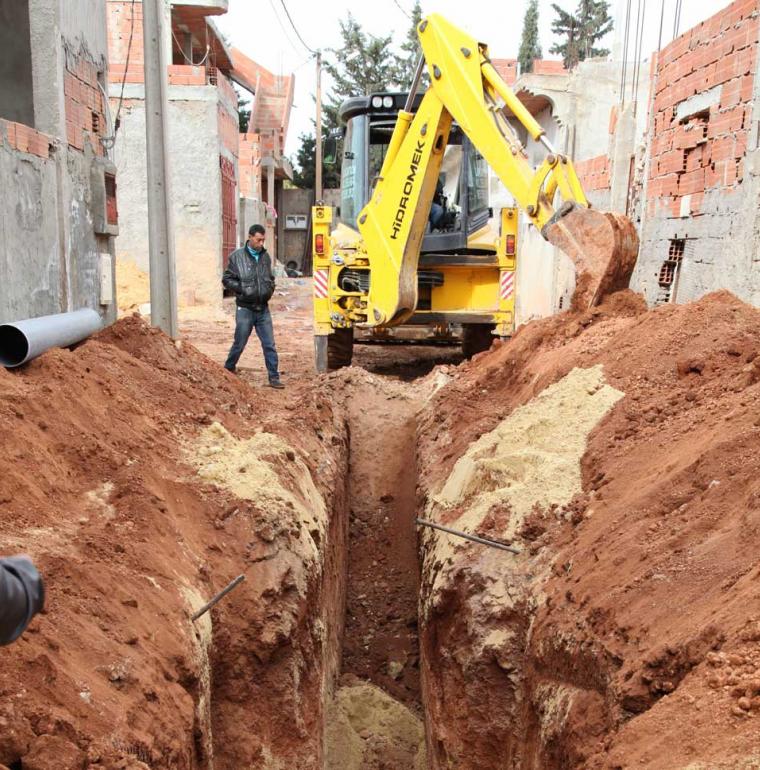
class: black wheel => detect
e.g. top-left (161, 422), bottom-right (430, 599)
top-left (314, 328), bottom-right (354, 372)
top-left (461, 324), bottom-right (495, 359)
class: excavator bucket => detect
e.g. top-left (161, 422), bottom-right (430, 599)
top-left (541, 203), bottom-right (640, 309)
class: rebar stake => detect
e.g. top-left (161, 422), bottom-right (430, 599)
top-left (416, 518), bottom-right (521, 554)
top-left (191, 574), bottom-right (246, 622)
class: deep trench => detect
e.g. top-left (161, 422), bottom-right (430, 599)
top-left (340, 381), bottom-right (422, 709)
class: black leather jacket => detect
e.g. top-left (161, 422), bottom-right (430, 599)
top-left (222, 246), bottom-right (276, 309)
top-left (0, 556), bottom-right (45, 645)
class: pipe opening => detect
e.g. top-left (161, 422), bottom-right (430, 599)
top-left (0, 325), bottom-right (30, 368)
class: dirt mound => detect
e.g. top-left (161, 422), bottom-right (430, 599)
top-left (0, 316), bottom-right (349, 769)
top-left (418, 289), bottom-right (760, 769)
top-left (325, 678), bottom-right (426, 769)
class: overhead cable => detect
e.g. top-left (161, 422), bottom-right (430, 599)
top-left (278, 0), bottom-right (317, 55)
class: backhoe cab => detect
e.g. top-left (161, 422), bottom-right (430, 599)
top-left (312, 13), bottom-right (639, 372)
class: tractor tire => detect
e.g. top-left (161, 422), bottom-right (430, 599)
top-left (461, 323), bottom-right (495, 359)
top-left (314, 328), bottom-right (354, 372)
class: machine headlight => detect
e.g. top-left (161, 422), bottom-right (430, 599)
top-left (382, 96), bottom-right (394, 108)
top-left (371, 96), bottom-right (383, 108)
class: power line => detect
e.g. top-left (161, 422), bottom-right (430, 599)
top-left (620, 0), bottom-right (632, 106)
top-left (632, 0), bottom-right (647, 117)
top-left (265, 0), bottom-right (307, 59)
top-left (393, 0), bottom-right (412, 20)
top-left (113, 0), bottom-right (137, 136)
top-left (278, 0), bottom-right (316, 55)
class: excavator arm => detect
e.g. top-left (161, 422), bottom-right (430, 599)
top-left (356, 13), bottom-right (638, 326)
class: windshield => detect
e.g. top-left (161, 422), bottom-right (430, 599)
top-left (467, 146), bottom-right (489, 215)
top-left (340, 115), bottom-right (368, 228)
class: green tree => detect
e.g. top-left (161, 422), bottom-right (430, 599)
top-left (291, 130), bottom-right (341, 190)
top-left (550, 0), bottom-right (613, 69)
top-left (577, 0), bottom-right (613, 60)
top-left (238, 94), bottom-right (251, 134)
top-left (518, 0), bottom-right (543, 74)
top-left (550, 4), bottom-right (582, 68)
top-left (323, 13), bottom-right (401, 128)
top-left (394, 1), bottom-right (428, 89)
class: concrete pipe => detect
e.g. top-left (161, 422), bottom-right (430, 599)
top-left (0, 309), bottom-right (102, 368)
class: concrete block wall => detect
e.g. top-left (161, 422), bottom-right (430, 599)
top-left (106, 0), bottom-right (241, 309)
top-left (632, 0), bottom-right (760, 306)
top-left (1, 0), bottom-right (117, 325)
top-left (111, 91), bottom-right (226, 308)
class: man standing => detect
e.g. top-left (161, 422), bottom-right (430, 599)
top-left (222, 224), bottom-right (284, 388)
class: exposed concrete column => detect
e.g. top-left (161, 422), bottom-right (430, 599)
top-left (29, 0), bottom-right (66, 137)
top-left (28, 0), bottom-right (72, 312)
top-left (266, 163), bottom-right (276, 260)
top-left (610, 104), bottom-right (636, 214)
top-left (142, 0), bottom-right (178, 337)
top-left (181, 32), bottom-right (193, 64)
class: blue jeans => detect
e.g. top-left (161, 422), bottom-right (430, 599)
top-left (225, 305), bottom-right (280, 380)
top-left (429, 202), bottom-right (444, 229)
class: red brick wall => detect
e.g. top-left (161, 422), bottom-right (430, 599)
top-left (0, 119), bottom-right (51, 159)
top-left (532, 60), bottom-right (566, 76)
top-left (167, 64), bottom-right (206, 85)
top-left (64, 56), bottom-right (107, 155)
top-left (107, 0), bottom-right (145, 84)
top-left (574, 154), bottom-right (611, 191)
top-left (239, 133), bottom-right (263, 199)
top-left (492, 59), bottom-right (518, 85)
top-left (646, 0), bottom-right (758, 218)
top-left (216, 71), bottom-right (238, 111)
top-left (218, 103), bottom-right (239, 158)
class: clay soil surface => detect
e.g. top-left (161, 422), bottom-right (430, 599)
top-left (0, 298), bottom-right (351, 769)
top-left (416, 290), bottom-right (760, 769)
top-left (4, 276), bottom-right (760, 770)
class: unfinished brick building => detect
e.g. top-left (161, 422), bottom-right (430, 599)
top-left (233, 48), bottom-right (294, 261)
top-left (0, 0), bottom-right (118, 323)
top-left (106, 0), bottom-right (240, 309)
top-left (493, 0), bottom-right (760, 311)
top-left (632, 0), bottom-right (760, 306)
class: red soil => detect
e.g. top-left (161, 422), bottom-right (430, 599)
top-left (417, 290), bottom-right (760, 768)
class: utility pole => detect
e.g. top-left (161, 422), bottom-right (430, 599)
top-left (142, 0), bottom-right (178, 338)
top-left (315, 51), bottom-right (323, 202)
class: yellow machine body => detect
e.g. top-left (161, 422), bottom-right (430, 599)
top-left (312, 13), bottom-right (639, 370)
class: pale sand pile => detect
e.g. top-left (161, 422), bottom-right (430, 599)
top-left (116, 260), bottom-right (226, 321)
top-left (424, 365), bottom-right (624, 596)
top-left (325, 683), bottom-right (426, 770)
top-left (116, 259), bottom-right (150, 316)
top-left (186, 422), bottom-right (327, 568)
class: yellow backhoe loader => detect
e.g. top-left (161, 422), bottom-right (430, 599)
top-left (312, 13), bottom-right (639, 371)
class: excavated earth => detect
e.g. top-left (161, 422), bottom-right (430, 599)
top-left (1, 281), bottom-right (760, 769)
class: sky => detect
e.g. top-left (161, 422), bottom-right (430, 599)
top-left (216, 0), bottom-right (734, 158)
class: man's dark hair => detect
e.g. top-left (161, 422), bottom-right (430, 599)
top-left (249, 224), bottom-right (265, 236)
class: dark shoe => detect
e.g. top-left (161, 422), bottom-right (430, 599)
top-left (268, 379), bottom-right (285, 389)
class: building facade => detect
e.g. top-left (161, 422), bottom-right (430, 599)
top-left (106, 0), bottom-right (239, 309)
top-left (0, 0), bottom-right (118, 324)
top-left (633, 0), bottom-right (760, 306)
